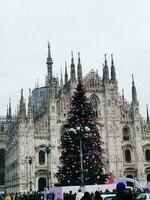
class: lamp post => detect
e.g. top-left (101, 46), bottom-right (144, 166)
top-left (28, 156), bottom-right (33, 192)
top-left (40, 144), bottom-right (55, 189)
top-left (75, 125), bottom-right (90, 188)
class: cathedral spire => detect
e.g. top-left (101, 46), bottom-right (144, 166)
top-left (9, 98), bottom-right (12, 117)
top-left (111, 54), bottom-right (116, 81)
top-left (6, 99), bottom-right (12, 121)
top-left (147, 104), bottom-right (150, 124)
top-left (46, 42), bottom-right (53, 82)
top-left (77, 52), bottom-right (82, 82)
top-left (60, 67), bottom-right (63, 88)
top-left (65, 61), bottom-right (68, 84)
top-left (122, 89), bottom-right (125, 102)
top-left (21, 88), bottom-right (23, 101)
top-left (105, 53), bottom-right (107, 66)
top-left (132, 74), bottom-right (137, 103)
top-left (6, 105), bottom-right (8, 118)
top-left (19, 89), bottom-right (26, 122)
top-left (17, 104), bottom-right (19, 117)
top-left (102, 54), bottom-right (109, 84)
top-left (70, 51), bottom-right (76, 82)
top-left (27, 89), bottom-right (33, 122)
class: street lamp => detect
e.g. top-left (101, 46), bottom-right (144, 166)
top-left (71, 125), bottom-right (90, 188)
top-left (28, 156), bottom-right (33, 192)
top-left (40, 144), bottom-right (55, 189)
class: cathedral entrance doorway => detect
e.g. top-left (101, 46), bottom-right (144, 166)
top-left (147, 174), bottom-right (150, 182)
top-left (0, 149), bottom-right (5, 185)
top-left (126, 175), bottom-right (133, 179)
top-left (38, 177), bottom-right (46, 191)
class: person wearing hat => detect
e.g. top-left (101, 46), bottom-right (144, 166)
top-left (5, 193), bottom-right (11, 200)
top-left (112, 182), bottom-right (132, 200)
top-left (75, 189), bottom-right (84, 200)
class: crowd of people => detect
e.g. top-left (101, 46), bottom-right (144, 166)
top-left (0, 182), bottom-right (148, 200)
top-left (63, 187), bottom-right (135, 200)
top-left (63, 183), bottom-right (147, 200)
top-left (0, 192), bottom-right (45, 200)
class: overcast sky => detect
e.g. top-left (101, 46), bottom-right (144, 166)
top-left (0, 0), bottom-right (150, 117)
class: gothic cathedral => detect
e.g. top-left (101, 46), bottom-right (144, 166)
top-left (0, 43), bottom-right (150, 192)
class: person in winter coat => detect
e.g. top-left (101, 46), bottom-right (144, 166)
top-left (112, 182), bottom-right (132, 200)
top-left (81, 192), bottom-right (92, 200)
top-left (5, 193), bottom-right (11, 200)
top-left (38, 192), bottom-right (45, 200)
top-left (94, 191), bottom-right (103, 200)
top-left (75, 189), bottom-right (84, 200)
top-left (68, 191), bottom-right (75, 200)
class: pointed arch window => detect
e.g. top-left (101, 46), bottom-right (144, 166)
top-left (125, 149), bottom-right (131, 162)
top-left (123, 127), bottom-right (130, 141)
top-left (52, 106), bottom-right (55, 113)
top-left (39, 150), bottom-right (45, 165)
top-left (145, 149), bottom-right (150, 162)
top-left (1, 125), bottom-right (4, 132)
top-left (90, 95), bottom-right (99, 118)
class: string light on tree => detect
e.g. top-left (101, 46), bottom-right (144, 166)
top-left (56, 80), bottom-right (107, 186)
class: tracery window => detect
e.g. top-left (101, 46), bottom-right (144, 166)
top-left (145, 149), bottom-right (150, 162)
top-left (52, 106), bottom-right (55, 113)
top-left (90, 95), bottom-right (99, 118)
top-left (123, 127), bottom-right (130, 141)
top-left (1, 125), bottom-right (4, 132)
top-left (125, 149), bottom-right (131, 162)
top-left (39, 150), bottom-right (45, 165)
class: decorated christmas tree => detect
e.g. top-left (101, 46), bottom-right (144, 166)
top-left (56, 81), bottom-right (107, 186)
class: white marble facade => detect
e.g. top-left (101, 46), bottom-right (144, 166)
top-left (0, 45), bottom-right (150, 192)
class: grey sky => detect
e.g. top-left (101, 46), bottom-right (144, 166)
top-left (0, 0), bottom-right (150, 117)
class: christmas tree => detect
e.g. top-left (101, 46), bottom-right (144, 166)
top-left (56, 81), bottom-right (107, 186)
